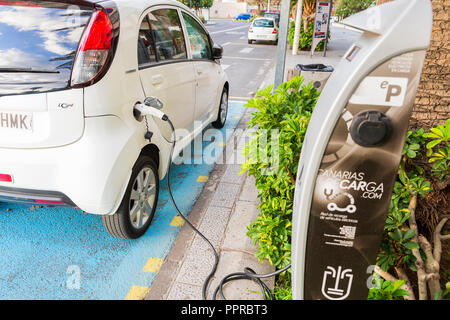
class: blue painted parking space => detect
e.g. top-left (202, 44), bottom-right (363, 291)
top-left (0, 101), bottom-right (245, 300)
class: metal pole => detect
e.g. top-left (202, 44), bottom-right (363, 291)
top-left (323, 0), bottom-right (332, 57)
top-left (267, 0), bottom-right (271, 12)
top-left (273, 0), bottom-right (291, 89)
top-left (292, 0), bottom-right (303, 55)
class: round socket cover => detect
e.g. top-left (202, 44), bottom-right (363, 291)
top-left (350, 111), bottom-right (393, 147)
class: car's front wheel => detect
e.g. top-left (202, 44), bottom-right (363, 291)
top-left (102, 155), bottom-right (159, 239)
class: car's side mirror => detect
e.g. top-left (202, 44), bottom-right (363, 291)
top-left (212, 44), bottom-right (223, 60)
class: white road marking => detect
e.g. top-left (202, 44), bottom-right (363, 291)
top-left (240, 36), bottom-right (246, 40)
top-left (240, 47), bottom-right (254, 54)
top-left (209, 25), bottom-right (250, 35)
top-left (222, 42), bottom-right (231, 46)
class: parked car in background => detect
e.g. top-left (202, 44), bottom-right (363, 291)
top-left (248, 17), bottom-right (278, 45)
top-left (263, 12), bottom-right (280, 23)
top-left (235, 13), bottom-right (252, 21)
top-left (0, 0), bottom-right (229, 239)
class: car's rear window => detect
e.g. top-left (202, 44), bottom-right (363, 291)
top-left (0, 1), bottom-right (94, 96)
top-left (253, 19), bottom-right (274, 28)
top-left (264, 13), bottom-right (279, 19)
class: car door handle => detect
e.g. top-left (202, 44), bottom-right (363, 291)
top-left (152, 75), bottom-right (164, 85)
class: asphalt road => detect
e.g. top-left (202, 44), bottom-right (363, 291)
top-left (0, 19), bottom-right (268, 300)
top-left (205, 19), bottom-right (277, 100)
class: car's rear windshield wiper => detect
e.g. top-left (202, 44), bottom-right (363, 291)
top-left (0, 67), bottom-right (60, 74)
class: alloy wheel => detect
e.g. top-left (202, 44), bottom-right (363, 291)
top-left (129, 167), bottom-right (157, 229)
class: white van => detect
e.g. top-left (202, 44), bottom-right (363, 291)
top-left (0, 0), bottom-right (229, 239)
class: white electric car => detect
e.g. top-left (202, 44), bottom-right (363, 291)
top-left (0, 0), bottom-right (229, 239)
top-left (248, 17), bottom-right (278, 45)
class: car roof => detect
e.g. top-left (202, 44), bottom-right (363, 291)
top-left (254, 17), bottom-right (275, 21)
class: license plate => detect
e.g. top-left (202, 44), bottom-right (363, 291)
top-left (0, 111), bottom-right (33, 132)
top-left (256, 35), bottom-right (266, 38)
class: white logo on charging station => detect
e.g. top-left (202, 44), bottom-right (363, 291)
top-left (322, 266), bottom-right (354, 300)
top-left (349, 76), bottom-right (408, 107)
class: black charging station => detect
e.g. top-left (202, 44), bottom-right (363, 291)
top-left (291, 0), bottom-right (433, 300)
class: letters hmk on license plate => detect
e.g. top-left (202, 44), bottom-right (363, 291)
top-left (0, 112), bottom-right (33, 132)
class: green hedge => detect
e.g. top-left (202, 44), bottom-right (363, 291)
top-left (288, 20), bottom-right (329, 52)
top-left (242, 76), bottom-right (320, 299)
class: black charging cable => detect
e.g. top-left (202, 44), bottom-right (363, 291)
top-left (159, 115), bottom-right (292, 300)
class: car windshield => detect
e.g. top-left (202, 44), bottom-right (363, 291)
top-left (0, 1), bottom-right (93, 96)
top-left (253, 19), bottom-right (274, 28)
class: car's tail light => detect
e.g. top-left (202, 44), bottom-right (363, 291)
top-left (0, 174), bottom-right (12, 183)
top-left (249, 27), bottom-right (253, 33)
top-left (71, 10), bottom-right (112, 86)
top-left (272, 28), bottom-right (277, 34)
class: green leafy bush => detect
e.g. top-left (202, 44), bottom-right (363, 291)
top-left (335, 0), bottom-right (375, 20)
top-left (242, 76), bottom-right (320, 296)
top-left (376, 122), bottom-right (449, 276)
top-left (367, 275), bottom-right (409, 300)
top-left (423, 119), bottom-right (450, 180)
top-left (288, 20), bottom-right (328, 51)
top-left (373, 120), bottom-right (449, 300)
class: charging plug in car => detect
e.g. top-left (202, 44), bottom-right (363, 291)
top-left (134, 97), bottom-right (168, 142)
top-left (134, 97), bottom-right (167, 121)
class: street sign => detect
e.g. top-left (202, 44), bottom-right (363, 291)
top-left (291, 0), bottom-right (433, 300)
top-left (311, 0), bottom-right (333, 56)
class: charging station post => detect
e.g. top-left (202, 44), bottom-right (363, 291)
top-left (291, 0), bottom-right (433, 300)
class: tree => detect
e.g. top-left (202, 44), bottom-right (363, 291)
top-left (178, 0), bottom-right (213, 9)
top-left (301, 0), bottom-right (316, 32)
top-left (289, 0), bottom-right (317, 33)
top-left (201, 0), bottom-right (213, 9)
top-left (335, 0), bottom-right (375, 20)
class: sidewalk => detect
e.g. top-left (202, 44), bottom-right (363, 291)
top-left (283, 24), bottom-right (361, 82)
top-left (145, 24), bottom-right (360, 301)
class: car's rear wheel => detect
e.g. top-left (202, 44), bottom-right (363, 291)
top-left (212, 88), bottom-right (228, 129)
top-left (248, 39), bottom-right (253, 44)
top-left (102, 156), bottom-right (159, 239)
